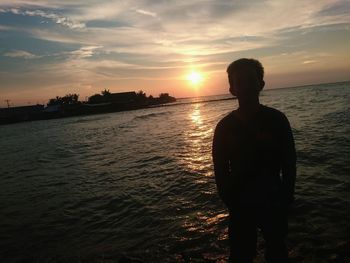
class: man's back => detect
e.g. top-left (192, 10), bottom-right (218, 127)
top-left (213, 104), bottom-right (296, 209)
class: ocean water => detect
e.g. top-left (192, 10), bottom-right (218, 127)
top-left (0, 82), bottom-right (349, 262)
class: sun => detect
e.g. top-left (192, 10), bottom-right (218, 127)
top-left (187, 71), bottom-right (203, 85)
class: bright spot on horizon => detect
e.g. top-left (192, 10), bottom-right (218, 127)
top-left (187, 71), bottom-right (203, 86)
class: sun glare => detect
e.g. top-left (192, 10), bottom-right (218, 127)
top-left (187, 71), bottom-right (203, 85)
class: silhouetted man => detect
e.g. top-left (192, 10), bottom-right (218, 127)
top-left (212, 58), bottom-right (296, 263)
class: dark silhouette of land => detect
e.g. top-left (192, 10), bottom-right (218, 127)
top-left (0, 89), bottom-right (176, 125)
top-left (212, 58), bottom-right (296, 262)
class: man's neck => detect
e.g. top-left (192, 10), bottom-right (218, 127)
top-left (236, 98), bottom-right (261, 120)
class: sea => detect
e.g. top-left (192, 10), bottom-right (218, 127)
top-left (0, 82), bottom-right (349, 263)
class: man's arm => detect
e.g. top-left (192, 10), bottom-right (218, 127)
top-left (280, 114), bottom-right (297, 206)
top-left (212, 121), bottom-right (232, 207)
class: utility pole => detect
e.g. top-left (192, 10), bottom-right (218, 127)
top-left (5, 99), bottom-right (10, 108)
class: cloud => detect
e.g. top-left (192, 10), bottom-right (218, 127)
top-left (135, 9), bottom-right (157, 17)
top-left (4, 50), bottom-right (39, 59)
top-left (302, 60), bottom-right (317, 64)
top-left (2, 1), bottom-right (348, 54)
top-left (69, 45), bottom-right (102, 58)
top-left (317, 0), bottom-right (350, 17)
top-left (0, 8), bottom-right (85, 29)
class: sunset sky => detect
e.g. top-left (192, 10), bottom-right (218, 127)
top-left (0, 0), bottom-right (349, 106)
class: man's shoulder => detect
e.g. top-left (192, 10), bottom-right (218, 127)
top-left (261, 105), bottom-right (288, 121)
top-left (215, 111), bottom-right (235, 129)
top-left (260, 105), bottom-right (292, 132)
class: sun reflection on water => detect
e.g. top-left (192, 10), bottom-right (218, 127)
top-left (190, 104), bottom-right (203, 126)
top-left (177, 103), bottom-right (213, 177)
top-left (180, 211), bottom-right (229, 241)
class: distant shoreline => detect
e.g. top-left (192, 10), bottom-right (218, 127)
top-left (0, 97), bottom-right (237, 126)
top-left (267, 80), bottom-right (350, 92)
top-left (149, 97), bottom-right (236, 108)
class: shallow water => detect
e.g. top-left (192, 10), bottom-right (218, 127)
top-left (1, 82), bottom-right (349, 262)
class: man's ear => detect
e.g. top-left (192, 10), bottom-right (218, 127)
top-left (260, 80), bottom-right (265, 91)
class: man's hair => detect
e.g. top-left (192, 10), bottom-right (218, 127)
top-left (226, 58), bottom-right (264, 82)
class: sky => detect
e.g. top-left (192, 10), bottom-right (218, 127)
top-left (0, 0), bottom-right (350, 106)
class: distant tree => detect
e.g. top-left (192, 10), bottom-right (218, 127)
top-left (135, 90), bottom-right (147, 102)
top-left (47, 93), bottom-right (79, 106)
top-left (159, 93), bottom-right (169, 99)
top-left (133, 90), bottom-right (148, 106)
top-left (101, 89), bottom-right (112, 102)
top-left (136, 90), bottom-right (147, 99)
top-left (159, 93), bottom-right (176, 103)
top-left (147, 94), bottom-right (155, 105)
top-left (48, 96), bottom-right (61, 106)
top-left (87, 89), bottom-right (118, 104)
top-left (67, 93), bottom-right (79, 104)
top-left (101, 89), bottom-right (111, 97)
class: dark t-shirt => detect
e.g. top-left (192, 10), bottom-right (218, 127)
top-left (212, 104), bottom-right (296, 209)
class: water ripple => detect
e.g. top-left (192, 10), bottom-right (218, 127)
top-left (0, 83), bottom-right (349, 262)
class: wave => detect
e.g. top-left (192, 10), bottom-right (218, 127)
top-left (133, 111), bottom-right (171, 121)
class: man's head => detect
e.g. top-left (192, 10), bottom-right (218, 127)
top-left (227, 58), bottom-right (265, 102)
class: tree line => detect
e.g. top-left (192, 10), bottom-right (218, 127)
top-left (47, 89), bottom-right (175, 106)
